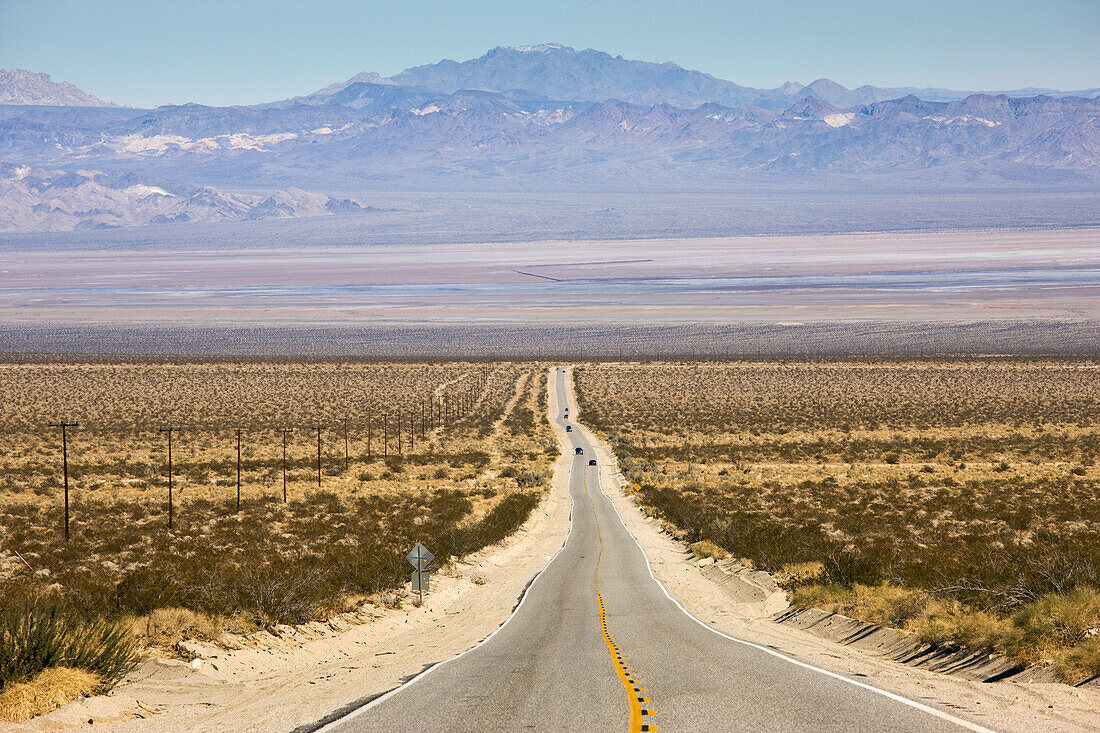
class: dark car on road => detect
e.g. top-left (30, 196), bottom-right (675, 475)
top-left (588, 459), bottom-right (597, 466)
top-left (565, 425), bottom-right (572, 432)
top-left (575, 447), bottom-right (583, 455)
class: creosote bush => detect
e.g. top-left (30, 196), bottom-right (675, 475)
top-left (0, 600), bottom-right (139, 692)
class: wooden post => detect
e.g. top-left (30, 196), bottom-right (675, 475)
top-left (235, 428), bottom-right (243, 512)
top-left (315, 426), bottom-right (322, 487)
top-left (159, 428), bottom-right (175, 529)
top-left (367, 411), bottom-right (372, 462)
top-left (343, 417), bottom-right (350, 473)
top-left (383, 414), bottom-right (388, 457)
top-left (280, 428), bottom-right (291, 502)
top-left (49, 421), bottom-right (78, 541)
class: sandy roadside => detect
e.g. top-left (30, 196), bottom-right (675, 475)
top-left (566, 372), bottom-right (1100, 733)
top-left (14, 368), bottom-right (573, 733)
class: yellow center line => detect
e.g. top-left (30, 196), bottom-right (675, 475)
top-left (586, 463), bottom-right (657, 733)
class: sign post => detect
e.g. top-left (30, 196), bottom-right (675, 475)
top-left (406, 542), bottom-right (434, 604)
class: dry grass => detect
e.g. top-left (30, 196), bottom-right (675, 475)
top-left (576, 359), bottom-right (1100, 682)
top-left (690, 540), bottom-right (729, 561)
top-left (133, 607), bottom-right (226, 652)
top-left (0, 667), bottom-right (101, 723)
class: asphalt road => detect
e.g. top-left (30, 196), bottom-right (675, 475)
top-left (318, 369), bottom-right (991, 732)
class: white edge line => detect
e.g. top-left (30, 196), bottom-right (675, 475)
top-left (315, 369), bottom-right (578, 733)
top-left (572, 379), bottom-right (1000, 733)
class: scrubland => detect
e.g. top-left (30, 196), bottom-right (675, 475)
top-left (0, 361), bottom-right (555, 721)
top-left (575, 360), bottom-right (1100, 683)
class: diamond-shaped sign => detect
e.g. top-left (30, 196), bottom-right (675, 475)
top-left (406, 542), bottom-right (434, 570)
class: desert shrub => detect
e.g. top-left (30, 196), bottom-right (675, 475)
top-left (0, 600), bottom-right (139, 692)
top-left (1003, 587), bottom-right (1100, 667)
top-left (515, 470), bottom-right (548, 488)
top-left (1054, 636), bottom-right (1100, 685)
top-left (691, 540), bottom-right (728, 560)
top-left (133, 607), bottom-right (223, 649)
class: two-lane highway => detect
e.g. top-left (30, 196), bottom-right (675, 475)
top-left (317, 368), bottom-right (991, 732)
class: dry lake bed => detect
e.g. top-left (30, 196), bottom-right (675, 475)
top-left (2, 228), bottom-right (1098, 326)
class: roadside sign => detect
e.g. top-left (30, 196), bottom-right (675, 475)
top-left (406, 542), bottom-right (434, 570)
top-left (406, 542), bottom-right (434, 602)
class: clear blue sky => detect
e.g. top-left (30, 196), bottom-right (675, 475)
top-left (2, 0), bottom-right (1097, 107)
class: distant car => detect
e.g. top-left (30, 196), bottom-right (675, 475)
top-left (588, 459), bottom-right (597, 466)
top-left (575, 447), bottom-right (583, 455)
top-left (565, 425), bottom-right (572, 432)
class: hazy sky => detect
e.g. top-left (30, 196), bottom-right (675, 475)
top-left (2, 0), bottom-right (1097, 107)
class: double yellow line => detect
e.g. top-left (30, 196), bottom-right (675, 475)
top-left (586, 464), bottom-right (657, 733)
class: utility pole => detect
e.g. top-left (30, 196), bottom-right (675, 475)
top-left (315, 426), bottom-right (323, 487)
top-left (343, 417), bottom-right (350, 473)
top-left (280, 428), bottom-right (292, 502)
top-left (367, 411), bottom-right (372, 462)
top-left (48, 420), bottom-right (78, 541)
top-left (398, 413), bottom-right (403, 455)
top-left (235, 428), bottom-right (243, 513)
top-left (383, 413), bottom-right (388, 457)
top-left (159, 428), bottom-right (175, 530)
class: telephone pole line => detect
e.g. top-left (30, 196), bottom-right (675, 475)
top-left (48, 420), bottom-right (78, 541)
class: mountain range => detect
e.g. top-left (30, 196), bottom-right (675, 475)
top-left (384, 44), bottom-right (1100, 110)
top-left (6, 45), bottom-right (1096, 111)
top-left (0, 69), bottom-right (116, 107)
top-left (0, 163), bottom-right (372, 231)
top-left (0, 45), bottom-right (1098, 232)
